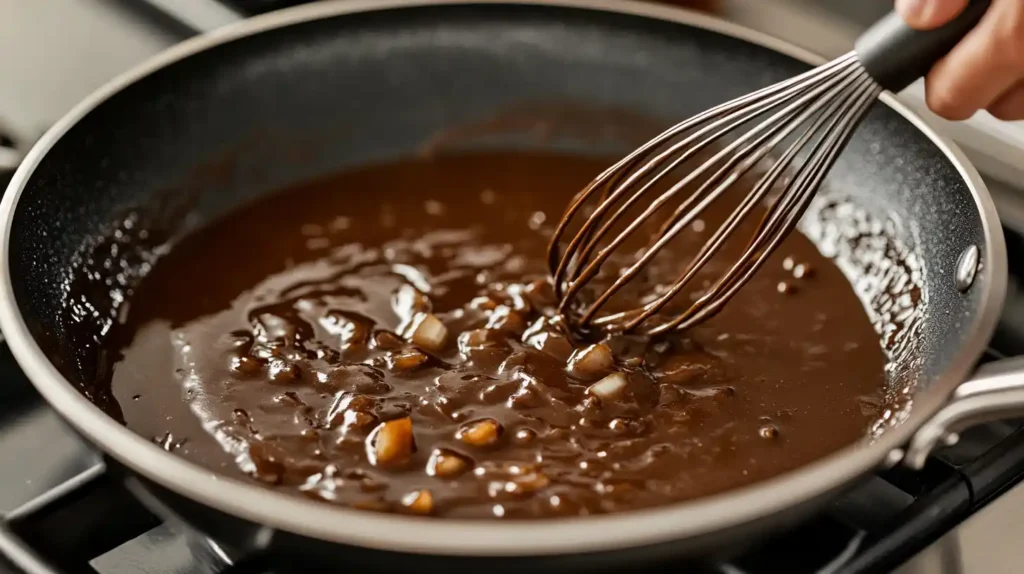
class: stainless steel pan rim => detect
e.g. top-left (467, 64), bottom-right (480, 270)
top-left (0, 0), bottom-right (1008, 556)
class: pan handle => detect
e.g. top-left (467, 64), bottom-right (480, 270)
top-left (903, 356), bottom-right (1024, 468)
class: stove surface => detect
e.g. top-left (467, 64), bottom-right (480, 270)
top-left (4, 1), bottom-right (1024, 573)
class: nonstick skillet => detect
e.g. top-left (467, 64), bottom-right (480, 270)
top-left (0, 0), bottom-right (1019, 571)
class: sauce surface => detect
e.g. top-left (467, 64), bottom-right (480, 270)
top-left (109, 151), bottom-right (886, 518)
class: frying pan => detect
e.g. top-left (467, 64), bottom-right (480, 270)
top-left (0, 0), bottom-right (1020, 570)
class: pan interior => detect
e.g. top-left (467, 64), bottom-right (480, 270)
top-left (9, 3), bottom-right (986, 484)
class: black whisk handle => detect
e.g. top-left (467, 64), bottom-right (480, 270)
top-left (855, 0), bottom-right (992, 92)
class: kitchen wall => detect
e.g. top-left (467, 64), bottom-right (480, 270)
top-left (0, 0), bottom-right (176, 142)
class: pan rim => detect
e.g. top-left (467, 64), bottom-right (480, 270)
top-left (0, 0), bottom-right (1007, 556)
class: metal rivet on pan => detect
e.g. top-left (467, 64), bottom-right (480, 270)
top-left (955, 245), bottom-right (979, 293)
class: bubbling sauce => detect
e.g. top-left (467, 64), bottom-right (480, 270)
top-left (109, 151), bottom-right (886, 518)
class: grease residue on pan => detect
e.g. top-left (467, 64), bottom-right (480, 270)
top-left (800, 196), bottom-right (926, 437)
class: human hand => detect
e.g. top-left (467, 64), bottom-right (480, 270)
top-left (896, 0), bottom-right (1024, 121)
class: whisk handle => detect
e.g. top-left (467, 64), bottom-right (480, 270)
top-left (855, 0), bottom-right (992, 92)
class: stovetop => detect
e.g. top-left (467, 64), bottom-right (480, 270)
top-left (4, 0), bottom-right (1024, 573)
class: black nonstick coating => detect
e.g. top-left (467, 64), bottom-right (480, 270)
top-left (2, 1), bottom-right (998, 570)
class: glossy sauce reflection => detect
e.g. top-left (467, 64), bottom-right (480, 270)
top-left (110, 151), bottom-right (887, 518)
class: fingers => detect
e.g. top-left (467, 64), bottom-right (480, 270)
top-left (988, 82), bottom-right (1024, 121)
top-left (896, 0), bottom-right (969, 30)
top-left (922, 0), bottom-right (1024, 120)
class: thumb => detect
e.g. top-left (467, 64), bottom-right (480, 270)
top-left (895, 0), bottom-right (969, 30)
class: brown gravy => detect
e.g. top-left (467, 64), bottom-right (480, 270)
top-left (108, 151), bottom-right (886, 518)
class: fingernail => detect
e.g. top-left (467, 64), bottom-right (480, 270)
top-left (895, 0), bottom-right (933, 27)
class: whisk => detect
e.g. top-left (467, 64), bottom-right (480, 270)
top-left (547, 1), bottom-right (991, 336)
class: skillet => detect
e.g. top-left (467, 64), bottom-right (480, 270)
top-left (0, 0), bottom-right (1018, 570)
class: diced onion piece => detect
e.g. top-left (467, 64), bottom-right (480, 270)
top-left (456, 418), bottom-right (502, 447)
top-left (403, 313), bottom-right (448, 352)
top-left (426, 448), bottom-right (472, 478)
top-left (366, 417), bottom-right (415, 467)
top-left (401, 490), bottom-right (434, 515)
top-left (388, 349), bottom-right (429, 372)
top-left (587, 372), bottom-right (628, 401)
top-left (457, 329), bottom-right (506, 355)
top-left (486, 305), bottom-right (526, 334)
top-left (566, 343), bottom-right (614, 380)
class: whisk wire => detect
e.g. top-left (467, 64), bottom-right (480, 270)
top-left (649, 74), bottom-right (883, 333)
top-left (555, 57), bottom-right (866, 316)
top-left (580, 62), bottom-right (872, 327)
top-left (547, 53), bottom-right (861, 292)
top-left (549, 53), bottom-right (884, 335)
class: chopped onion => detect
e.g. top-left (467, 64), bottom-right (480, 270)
top-left (486, 305), bottom-right (526, 333)
top-left (587, 372), bottom-right (628, 401)
top-left (566, 343), bottom-right (614, 380)
top-left (388, 349), bottom-right (429, 372)
top-left (426, 448), bottom-right (472, 478)
top-left (403, 312), bottom-right (448, 351)
top-left (366, 417), bottom-right (415, 467)
top-left (458, 328), bottom-right (506, 353)
top-left (401, 489), bottom-right (434, 515)
top-left (456, 418), bottom-right (502, 447)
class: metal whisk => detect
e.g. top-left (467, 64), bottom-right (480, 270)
top-left (548, 1), bottom-right (991, 336)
